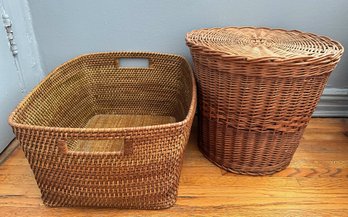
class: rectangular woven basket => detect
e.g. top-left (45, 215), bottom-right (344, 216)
top-left (8, 52), bottom-right (196, 209)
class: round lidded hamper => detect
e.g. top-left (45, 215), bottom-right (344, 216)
top-left (186, 27), bottom-right (344, 175)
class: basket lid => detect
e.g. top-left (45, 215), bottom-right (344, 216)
top-left (186, 27), bottom-right (343, 62)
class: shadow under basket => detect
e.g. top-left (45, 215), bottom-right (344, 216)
top-left (8, 52), bottom-right (196, 209)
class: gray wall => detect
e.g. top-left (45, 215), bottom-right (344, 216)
top-left (28, 0), bottom-right (348, 117)
top-left (29, 0), bottom-right (348, 88)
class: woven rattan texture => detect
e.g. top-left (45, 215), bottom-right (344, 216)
top-left (186, 26), bottom-right (343, 63)
top-left (9, 52), bottom-right (196, 209)
top-left (186, 27), bottom-right (344, 175)
top-left (71, 115), bottom-right (176, 153)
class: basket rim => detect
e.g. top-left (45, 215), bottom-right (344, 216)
top-left (8, 51), bottom-right (197, 133)
top-left (186, 26), bottom-right (344, 63)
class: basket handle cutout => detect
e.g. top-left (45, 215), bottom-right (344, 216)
top-left (116, 57), bottom-right (151, 68)
top-left (57, 138), bottom-right (133, 156)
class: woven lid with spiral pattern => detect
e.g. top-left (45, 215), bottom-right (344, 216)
top-left (186, 27), bottom-right (343, 62)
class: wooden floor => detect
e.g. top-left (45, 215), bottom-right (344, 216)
top-left (1, 118), bottom-right (348, 216)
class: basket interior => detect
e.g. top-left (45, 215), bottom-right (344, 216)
top-left (11, 53), bottom-right (193, 131)
top-left (69, 114), bottom-right (176, 153)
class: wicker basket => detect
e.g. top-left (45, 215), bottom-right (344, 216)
top-left (186, 27), bottom-right (343, 175)
top-left (8, 52), bottom-right (196, 209)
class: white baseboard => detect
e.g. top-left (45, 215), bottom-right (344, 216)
top-left (313, 88), bottom-right (348, 117)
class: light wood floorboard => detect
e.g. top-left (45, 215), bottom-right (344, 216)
top-left (0, 118), bottom-right (347, 216)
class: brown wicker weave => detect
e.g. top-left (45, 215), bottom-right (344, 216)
top-left (186, 27), bottom-right (344, 175)
top-left (8, 52), bottom-right (196, 209)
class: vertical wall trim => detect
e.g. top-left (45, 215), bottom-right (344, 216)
top-left (0, 1), bottom-right (26, 93)
top-left (20, 0), bottom-right (45, 82)
top-left (1, 0), bottom-right (45, 93)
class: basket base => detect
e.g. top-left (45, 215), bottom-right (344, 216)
top-left (86, 114), bottom-right (176, 128)
top-left (70, 114), bottom-right (176, 153)
top-left (199, 145), bottom-right (292, 176)
top-left (198, 116), bottom-right (304, 176)
top-left (41, 195), bottom-right (177, 210)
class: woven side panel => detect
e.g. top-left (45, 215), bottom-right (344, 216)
top-left (15, 126), bottom-right (186, 208)
top-left (84, 53), bottom-right (188, 120)
top-left (199, 117), bottom-right (304, 175)
top-left (192, 56), bottom-right (332, 175)
top-left (193, 56), bottom-right (331, 132)
top-left (13, 58), bottom-right (96, 128)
